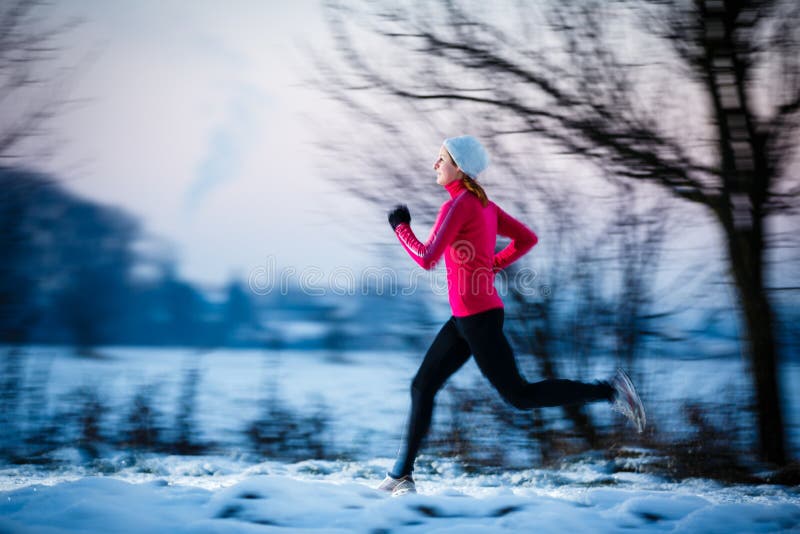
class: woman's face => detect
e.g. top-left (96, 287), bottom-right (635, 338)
top-left (434, 146), bottom-right (459, 186)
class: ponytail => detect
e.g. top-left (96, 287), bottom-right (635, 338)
top-left (460, 173), bottom-right (489, 207)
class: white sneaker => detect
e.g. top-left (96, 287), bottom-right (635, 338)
top-left (611, 368), bottom-right (646, 433)
top-left (376, 473), bottom-right (417, 496)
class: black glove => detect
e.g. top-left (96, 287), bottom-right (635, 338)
top-left (388, 204), bottom-right (411, 230)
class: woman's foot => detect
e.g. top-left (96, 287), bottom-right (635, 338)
top-left (376, 473), bottom-right (417, 496)
top-left (611, 368), bottom-right (646, 433)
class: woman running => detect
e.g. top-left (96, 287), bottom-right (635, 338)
top-left (378, 135), bottom-right (645, 496)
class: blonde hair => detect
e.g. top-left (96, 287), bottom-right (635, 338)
top-left (459, 171), bottom-right (489, 207)
top-left (444, 148), bottom-right (489, 207)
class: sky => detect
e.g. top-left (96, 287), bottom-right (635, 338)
top-left (36, 0), bottom-right (381, 287)
top-left (25, 1), bottom-right (796, 298)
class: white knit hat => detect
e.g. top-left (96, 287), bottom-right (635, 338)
top-left (443, 135), bottom-right (490, 179)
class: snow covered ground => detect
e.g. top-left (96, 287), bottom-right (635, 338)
top-left (1, 456), bottom-right (799, 533)
top-left (1, 346), bottom-right (799, 532)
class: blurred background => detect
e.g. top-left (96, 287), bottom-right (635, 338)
top-left (1, 0), bottom-right (799, 481)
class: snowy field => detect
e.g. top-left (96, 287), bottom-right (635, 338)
top-left (2, 456), bottom-right (799, 533)
top-left (1, 347), bottom-right (799, 532)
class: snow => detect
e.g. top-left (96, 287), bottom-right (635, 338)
top-left (1, 346), bottom-right (799, 532)
top-left (1, 457), bottom-right (799, 533)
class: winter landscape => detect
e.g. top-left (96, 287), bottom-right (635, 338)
top-left (1, 347), bottom-right (798, 532)
top-left (3, 0), bottom-right (800, 532)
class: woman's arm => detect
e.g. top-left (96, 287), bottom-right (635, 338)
top-left (493, 205), bottom-right (538, 271)
top-left (394, 197), bottom-right (467, 270)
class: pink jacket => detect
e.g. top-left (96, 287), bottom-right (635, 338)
top-left (394, 180), bottom-right (538, 317)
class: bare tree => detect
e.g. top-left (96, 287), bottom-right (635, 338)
top-left (315, 0), bottom-right (799, 464)
top-left (1, 0), bottom-right (79, 161)
top-left (1, 1), bottom-right (82, 345)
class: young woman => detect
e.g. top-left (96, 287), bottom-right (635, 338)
top-left (378, 135), bottom-right (645, 496)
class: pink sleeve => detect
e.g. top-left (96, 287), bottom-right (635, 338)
top-left (394, 198), bottom-right (466, 270)
top-left (494, 205), bottom-right (538, 271)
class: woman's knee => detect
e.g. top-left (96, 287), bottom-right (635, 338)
top-left (410, 376), bottom-right (434, 401)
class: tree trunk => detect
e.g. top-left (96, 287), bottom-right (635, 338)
top-left (725, 228), bottom-right (787, 465)
top-left (701, 0), bottom-right (788, 465)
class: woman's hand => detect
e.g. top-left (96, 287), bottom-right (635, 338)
top-left (388, 204), bottom-right (411, 230)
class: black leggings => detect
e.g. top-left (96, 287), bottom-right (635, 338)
top-left (391, 307), bottom-right (614, 477)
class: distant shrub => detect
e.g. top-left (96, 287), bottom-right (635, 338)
top-left (120, 384), bottom-right (164, 451)
top-left (246, 395), bottom-right (331, 462)
top-left (171, 364), bottom-right (211, 455)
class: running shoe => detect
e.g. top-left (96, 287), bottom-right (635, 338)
top-left (376, 473), bottom-right (417, 496)
top-left (611, 368), bottom-right (646, 433)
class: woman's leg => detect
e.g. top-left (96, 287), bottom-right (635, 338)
top-left (458, 308), bottom-right (614, 409)
top-left (391, 317), bottom-right (472, 478)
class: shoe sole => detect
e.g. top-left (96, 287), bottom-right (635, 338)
top-left (616, 369), bottom-right (646, 433)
